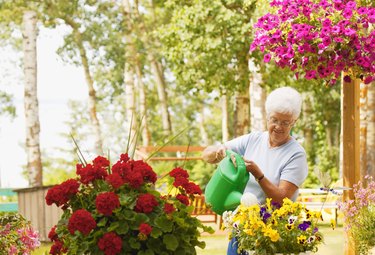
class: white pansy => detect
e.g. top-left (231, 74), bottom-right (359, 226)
top-left (240, 192), bottom-right (258, 206)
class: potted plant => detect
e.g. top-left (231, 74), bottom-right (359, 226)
top-left (0, 212), bottom-right (40, 254)
top-left (222, 193), bottom-right (325, 255)
top-left (250, 0), bottom-right (375, 84)
top-left (338, 175), bottom-right (375, 255)
top-left (45, 152), bottom-right (214, 255)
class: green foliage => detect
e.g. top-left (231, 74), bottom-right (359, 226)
top-left (159, 0), bottom-right (255, 94)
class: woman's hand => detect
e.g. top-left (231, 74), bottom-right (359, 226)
top-left (243, 159), bottom-right (263, 180)
top-left (202, 145), bottom-right (226, 164)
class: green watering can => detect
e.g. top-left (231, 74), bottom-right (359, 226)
top-left (204, 150), bottom-right (249, 215)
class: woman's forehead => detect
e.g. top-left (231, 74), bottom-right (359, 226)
top-left (269, 112), bottom-right (294, 120)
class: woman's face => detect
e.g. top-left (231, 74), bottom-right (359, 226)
top-left (267, 112), bottom-right (295, 147)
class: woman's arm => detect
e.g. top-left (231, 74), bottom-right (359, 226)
top-left (243, 159), bottom-right (298, 204)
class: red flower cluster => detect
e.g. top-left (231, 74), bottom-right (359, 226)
top-left (164, 202), bottom-right (175, 214)
top-left (98, 232), bottom-right (123, 255)
top-left (45, 179), bottom-right (80, 207)
top-left (68, 209), bottom-right (96, 235)
top-left (49, 240), bottom-right (66, 255)
top-left (95, 192), bottom-right (120, 216)
top-left (135, 193), bottom-right (159, 213)
top-left (169, 167), bottom-right (202, 195)
top-left (76, 162), bottom-right (108, 184)
top-left (176, 194), bottom-right (190, 206)
top-left (110, 157), bottom-right (157, 189)
top-left (139, 223), bottom-right (152, 236)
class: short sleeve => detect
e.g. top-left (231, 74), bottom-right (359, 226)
top-left (224, 132), bottom-right (261, 156)
top-left (280, 151), bottom-right (308, 187)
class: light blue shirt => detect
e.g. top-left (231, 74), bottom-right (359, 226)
top-left (224, 131), bottom-right (308, 204)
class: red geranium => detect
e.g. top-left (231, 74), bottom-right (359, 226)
top-left (76, 163), bottom-right (108, 184)
top-left (95, 192), bottom-right (120, 216)
top-left (105, 173), bottom-right (125, 189)
top-left (49, 240), bottom-right (66, 255)
top-left (139, 223), bottom-right (152, 236)
top-left (48, 225), bottom-right (58, 242)
top-left (45, 179), bottom-right (80, 207)
top-left (176, 194), bottom-right (190, 206)
top-left (184, 182), bottom-right (203, 195)
top-left (98, 232), bottom-right (122, 255)
top-left (68, 209), bottom-right (96, 235)
top-left (169, 167), bottom-right (189, 178)
top-left (92, 155), bottom-right (110, 168)
top-left (164, 203), bottom-right (175, 214)
top-left (134, 193), bottom-right (159, 213)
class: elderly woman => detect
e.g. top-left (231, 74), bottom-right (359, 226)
top-left (202, 87), bottom-right (308, 255)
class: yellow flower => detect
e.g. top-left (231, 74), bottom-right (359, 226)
top-left (285, 223), bottom-right (294, 231)
top-left (263, 226), bottom-right (280, 242)
top-left (297, 235), bottom-right (307, 244)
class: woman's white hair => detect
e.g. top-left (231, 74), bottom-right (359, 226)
top-left (265, 87), bottom-right (302, 120)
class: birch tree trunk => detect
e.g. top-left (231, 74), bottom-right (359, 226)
top-left (234, 90), bottom-right (250, 137)
top-left (23, 10), bottom-right (43, 187)
top-left (302, 94), bottom-right (314, 156)
top-left (123, 0), bottom-right (139, 153)
top-left (198, 107), bottom-right (209, 146)
top-left (360, 83), bottom-right (368, 180)
top-left (367, 82), bottom-right (375, 178)
top-left (222, 94), bottom-right (229, 142)
top-left (64, 17), bottom-right (103, 155)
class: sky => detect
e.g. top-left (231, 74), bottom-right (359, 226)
top-left (0, 27), bottom-right (87, 188)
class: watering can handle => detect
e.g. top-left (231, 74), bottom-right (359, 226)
top-left (225, 150), bottom-right (247, 179)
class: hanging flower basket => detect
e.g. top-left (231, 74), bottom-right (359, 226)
top-left (250, 0), bottom-right (375, 84)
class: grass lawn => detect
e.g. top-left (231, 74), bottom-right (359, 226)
top-left (32, 225), bottom-right (344, 255)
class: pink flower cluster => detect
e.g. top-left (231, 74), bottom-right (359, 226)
top-left (250, 0), bottom-right (375, 84)
top-left (338, 175), bottom-right (375, 231)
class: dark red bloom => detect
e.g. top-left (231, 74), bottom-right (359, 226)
top-left (183, 182), bottom-right (203, 195)
top-left (49, 240), bottom-right (67, 255)
top-left (139, 223), bottom-right (152, 236)
top-left (96, 192), bottom-right (120, 216)
top-left (48, 225), bottom-right (58, 241)
top-left (106, 173), bottom-right (125, 189)
top-left (164, 203), bottom-right (175, 214)
top-left (98, 232), bottom-right (123, 255)
top-left (45, 179), bottom-right (80, 207)
top-left (176, 194), bottom-right (190, 206)
top-left (169, 167), bottom-right (189, 179)
top-left (126, 170), bottom-right (144, 188)
top-left (173, 176), bottom-right (189, 188)
top-left (76, 163), bottom-right (108, 184)
top-left (93, 155), bottom-right (110, 168)
top-left (132, 160), bottom-right (157, 184)
top-left (68, 209), bottom-right (96, 235)
top-left (135, 194), bottom-right (159, 213)
top-left (120, 153), bottom-right (130, 162)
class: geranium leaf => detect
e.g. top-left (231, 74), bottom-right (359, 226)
top-left (107, 221), bottom-right (120, 232)
top-left (155, 216), bottom-right (173, 232)
top-left (129, 237), bottom-right (141, 249)
top-left (116, 223), bottom-right (129, 235)
top-left (150, 227), bottom-right (162, 238)
top-left (97, 217), bottom-right (107, 227)
top-left (137, 250), bottom-right (155, 255)
top-left (163, 234), bottom-right (178, 251)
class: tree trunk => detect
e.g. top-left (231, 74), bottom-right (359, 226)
top-left (64, 17), bottom-right (103, 155)
top-left (22, 10), bottom-right (43, 187)
top-left (234, 91), bottom-right (250, 137)
top-left (367, 82), bottom-right (375, 178)
top-left (222, 94), bottom-right (229, 142)
top-left (360, 82), bottom-right (368, 181)
top-left (123, 0), bottom-right (139, 153)
top-left (302, 94), bottom-right (314, 157)
top-left (198, 106), bottom-right (209, 146)
top-left (249, 76), bottom-right (266, 132)
top-left (134, 1), bottom-right (172, 137)
top-left (135, 59), bottom-right (151, 146)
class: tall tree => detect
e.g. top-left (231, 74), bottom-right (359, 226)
top-left (366, 83), bottom-right (375, 178)
top-left (22, 10), bottom-right (43, 187)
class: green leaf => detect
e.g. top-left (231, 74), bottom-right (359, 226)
top-left (137, 250), bottom-right (155, 255)
top-left (155, 216), bottom-right (173, 232)
top-left (150, 227), bottom-right (163, 238)
top-left (163, 234), bottom-right (178, 251)
top-left (107, 221), bottom-right (120, 232)
top-left (129, 237), bottom-right (141, 249)
top-left (97, 217), bottom-right (107, 227)
top-left (116, 222), bottom-right (129, 235)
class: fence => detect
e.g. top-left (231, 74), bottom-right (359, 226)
top-left (15, 186), bottom-right (63, 241)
